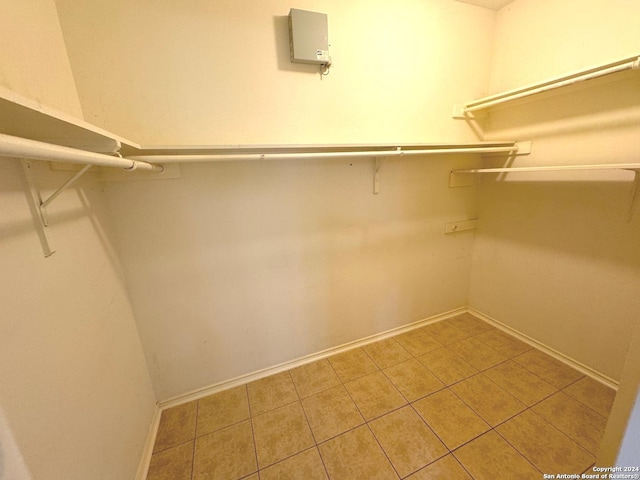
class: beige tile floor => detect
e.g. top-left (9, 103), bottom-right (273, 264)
top-left (146, 313), bottom-right (616, 480)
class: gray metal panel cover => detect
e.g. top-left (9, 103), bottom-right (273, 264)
top-left (288, 9), bottom-right (329, 65)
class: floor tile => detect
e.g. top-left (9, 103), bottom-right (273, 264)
top-left (484, 360), bottom-right (557, 406)
top-left (393, 328), bottom-right (442, 356)
top-left (147, 442), bottom-right (194, 480)
top-left (448, 336), bottom-right (509, 370)
top-left (344, 371), bottom-right (407, 421)
top-left (301, 385), bottom-right (364, 443)
top-left (153, 401), bottom-right (197, 453)
top-left (197, 386), bottom-right (250, 437)
top-left (451, 374), bottom-right (526, 426)
top-left (497, 410), bottom-right (595, 474)
top-left (413, 389), bottom-right (490, 450)
top-left (252, 402), bottom-right (315, 468)
top-left (562, 377), bottom-right (616, 418)
top-left (514, 349), bottom-right (584, 389)
top-left (363, 338), bottom-right (412, 369)
top-left (446, 313), bottom-right (495, 337)
top-left (247, 371), bottom-right (298, 416)
top-left (192, 420), bottom-right (257, 480)
top-left (383, 358), bottom-right (445, 402)
top-left (259, 447), bottom-right (328, 480)
top-left (290, 359), bottom-right (341, 398)
top-left (318, 426), bottom-right (399, 480)
top-left (416, 348), bottom-right (478, 386)
top-left (406, 454), bottom-right (472, 480)
top-left (474, 329), bottom-right (533, 358)
top-left (369, 406), bottom-right (447, 478)
top-left (454, 431), bottom-right (541, 480)
top-left (328, 348), bottom-right (379, 383)
top-left (421, 321), bottom-right (470, 345)
top-left (533, 392), bottom-right (608, 455)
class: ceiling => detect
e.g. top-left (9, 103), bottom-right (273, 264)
top-left (454, 0), bottom-right (515, 10)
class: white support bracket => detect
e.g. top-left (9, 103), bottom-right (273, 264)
top-left (40, 164), bottom-right (92, 225)
top-left (452, 104), bottom-right (488, 120)
top-left (20, 159), bottom-right (93, 257)
top-left (21, 159), bottom-right (54, 257)
top-left (374, 156), bottom-right (386, 195)
top-left (448, 141), bottom-right (532, 188)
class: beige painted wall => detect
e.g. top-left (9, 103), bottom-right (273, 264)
top-left (489, 0), bottom-right (640, 94)
top-left (0, 161), bottom-right (157, 480)
top-left (106, 154), bottom-right (480, 399)
top-left (469, 0), bottom-right (640, 381)
top-left (56, 0), bottom-right (495, 145)
top-left (54, 0), bottom-right (496, 400)
top-left (0, 1), bottom-right (156, 479)
top-left (0, 0), bottom-right (83, 118)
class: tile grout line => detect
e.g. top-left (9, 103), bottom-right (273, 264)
top-left (256, 445), bottom-right (319, 477)
top-left (491, 424), bottom-right (550, 475)
top-left (396, 319), bottom-right (509, 473)
top-left (154, 313), bottom-right (606, 479)
top-left (492, 405), bottom-right (596, 474)
top-left (501, 366), bottom-right (608, 456)
top-left (327, 350), bottom-right (405, 478)
top-left (498, 405), bottom-right (596, 463)
top-left (245, 384), bottom-right (261, 479)
top-left (314, 445), bottom-right (331, 480)
top-left (341, 317), bottom-right (591, 475)
top-left (451, 455), bottom-right (476, 480)
top-left (404, 401), bottom-right (453, 475)
top-left (363, 422), bottom-right (402, 479)
top-left (510, 350), bottom-right (588, 391)
top-left (190, 400), bottom-right (199, 480)
top-left (148, 438), bottom-right (194, 457)
top-left (447, 371), bottom-right (526, 422)
top-left (452, 428), bottom-right (544, 478)
top-left (189, 438), bottom-right (196, 480)
top-left (560, 377), bottom-right (614, 417)
top-left (407, 399), bottom-right (454, 451)
top-left (363, 318), bottom-right (528, 475)
top-left (263, 368), bottom-right (327, 478)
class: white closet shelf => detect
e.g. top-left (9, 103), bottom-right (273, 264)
top-left (450, 163), bottom-right (640, 222)
top-left (0, 85), bottom-right (140, 154)
top-left (453, 163), bottom-right (640, 174)
top-left (0, 84), bottom-right (527, 164)
top-left (454, 54), bottom-right (640, 116)
top-left (0, 84), bottom-right (530, 257)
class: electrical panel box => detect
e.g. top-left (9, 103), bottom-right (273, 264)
top-left (288, 9), bottom-right (329, 65)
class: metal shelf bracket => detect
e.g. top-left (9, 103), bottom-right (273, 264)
top-left (374, 156), bottom-right (388, 195)
top-left (20, 159), bottom-right (92, 257)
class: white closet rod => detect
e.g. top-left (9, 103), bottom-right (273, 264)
top-left (454, 163), bottom-right (640, 174)
top-left (0, 133), bottom-right (163, 172)
top-left (126, 145), bottom-right (518, 163)
top-left (464, 55), bottom-right (640, 113)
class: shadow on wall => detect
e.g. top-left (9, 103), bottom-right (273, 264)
top-left (1, 160), bottom-right (128, 287)
top-left (482, 74), bottom-right (640, 140)
top-left (0, 405), bottom-right (33, 480)
top-left (477, 178), bottom-right (640, 269)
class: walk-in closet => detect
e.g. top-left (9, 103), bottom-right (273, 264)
top-left (1, 0), bottom-right (639, 479)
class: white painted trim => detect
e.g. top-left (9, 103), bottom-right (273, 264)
top-left (157, 307), bottom-right (467, 410)
top-left (135, 405), bottom-right (162, 480)
top-left (468, 307), bottom-right (619, 390)
top-left (141, 304), bottom-right (619, 471)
